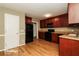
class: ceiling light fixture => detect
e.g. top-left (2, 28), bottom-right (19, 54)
top-left (44, 13), bottom-right (52, 17)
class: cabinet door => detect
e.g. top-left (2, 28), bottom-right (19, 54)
top-left (52, 33), bottom-right (58, 43)
top-left (44, 20), bottom-right (47, 28)
top-left (53, 17), bottom-right (61, 27)
top-left (40, 20), bottom-right (46, 28)
top-left (71, 40), bottom-right (79, 56)
top-left (40, 20), bottom-right (43, 28)
top-left (45, 19), bottom-right (49, 27)
top-left (38, 32), bottom-right (45, 39)
top-left (60, 14), bottom-right (68, 27)
top-left (38, 32), bottom-right (42, 39)
top-left (59, 38), bottom-right (72, 56)
top-left (40, 20), bottom-right (44, 28)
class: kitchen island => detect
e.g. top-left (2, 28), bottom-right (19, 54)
top-left (59, 35), bottom-right (79, 56)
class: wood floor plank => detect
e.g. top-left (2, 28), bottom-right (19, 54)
top-left (0, 39), bottom-right (59, 56)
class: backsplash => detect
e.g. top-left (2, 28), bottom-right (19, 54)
top-left (39, 27), bottom-right (79, 33)
top-left (54, 27), bottom-right (74, 32)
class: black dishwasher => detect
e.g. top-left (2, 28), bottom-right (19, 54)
top-left (45, 29), bottom-right (54, 42)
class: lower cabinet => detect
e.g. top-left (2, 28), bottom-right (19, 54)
top-left (71, 40), bottom-right (79, 56)
top-left (59, 37), bottom-right (79, 56)
top-left (52, 33), bottom-right (63, 43)
top-left (38, 31), bottom-right (45, 39)
top-left (52, 33), bottom-right (58, 43)
top-left (39, 31), bottom-right (53, 42)
top-left (39, 31), bottom-right (62, 43)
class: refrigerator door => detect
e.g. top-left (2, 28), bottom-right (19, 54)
top-left (26, 24), bottom-right (33, 43)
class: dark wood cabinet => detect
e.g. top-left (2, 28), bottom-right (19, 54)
top-left (40, 20), bottom-right (43, 28)
top-left (25, 16), bottom-right (32, 24)
top-left (38, 31), bottom-right (45, 39)
top-left (53, 17), bottom-right (61, 27)
top-left (40, 14), bottom-right (68, 28)
top-left (53, 14), bottom-right (68, 27)
top-left (60, 14), bottom-right (68, 27)
top-left (52, 33), bottom-right (63, 43)
top-left (59, 37), bottom-right (79, 56)
top-left (40, 20), bottom-right (46, 28)
top-left (59, 38), bottom-right (72, 56)
top-left (52, 33), bottom-right (58, 43)
top-left (71, 40), bottom-right (79, 56)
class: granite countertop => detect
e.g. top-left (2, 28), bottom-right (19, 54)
top-left (53, 32), bottom-right (69, 35)
top-left (59, 35), bottom-right (79, 41)
top-left (38, 29), bottom-right (48, 32)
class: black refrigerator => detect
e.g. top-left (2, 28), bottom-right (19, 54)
top-left (25, 24), bottom-right (33, 43)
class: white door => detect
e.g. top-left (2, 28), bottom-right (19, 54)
top-left (5, 13), bottom-right (19, 50)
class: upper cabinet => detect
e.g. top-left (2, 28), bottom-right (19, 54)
top-left (53, 17), bottom-right (61, 27)
top-left (69, 3), bottom-right (79, 24)
top-left (40, 14), bottom-right (68, 28)
top-left (25, 16), bottom-right (32, 24)
top-left (40, 20), bottom-right (46, 28)
top-left (60, 14), bottom-right (68, 27)
top-left (53, 14), bottom-right (68, 27)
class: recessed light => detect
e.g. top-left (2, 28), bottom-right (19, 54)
top-left (44, 14), bottom-right (52, 17)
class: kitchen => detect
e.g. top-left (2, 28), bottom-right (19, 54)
top-left (0, 3), bottom-right (79, 56)
top-left (25, 3), bottom-right (79, 56)
top-left (38, 3), bottom-right (79, 56)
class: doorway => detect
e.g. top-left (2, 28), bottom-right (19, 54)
top-left (32, 21), bottom-right (38, 39)
top-left (5, 13), bottom-right (19, 50)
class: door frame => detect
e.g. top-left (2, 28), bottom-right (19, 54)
top-left (32, 21), bottom-right (38, 39)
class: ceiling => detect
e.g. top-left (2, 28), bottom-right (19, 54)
top-left (0, 3), bottom-right (68, 20)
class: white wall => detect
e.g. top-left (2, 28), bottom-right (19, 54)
top-left (0, 7), bottom-right (25, 50)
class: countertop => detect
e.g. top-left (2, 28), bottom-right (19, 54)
top-left (53, 32), bottom-right (69, 34)
top-left (59, 35), bottom-right (79, 41)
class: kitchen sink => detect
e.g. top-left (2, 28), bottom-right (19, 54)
top-left (68, 34), bottom-right (79, 37)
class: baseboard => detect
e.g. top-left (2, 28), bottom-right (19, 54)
top-left (0, 49), bottom-right (6, 52)
top-left (0, 43), bottom-right (25, 52)
top-left (18, 43), bottom-right (25, 47)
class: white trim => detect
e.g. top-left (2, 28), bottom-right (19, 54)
top-left (32, 21), bottom-right (38, 39)
top-left (0, 34), bottom-right (5, 36)
top-left (0, 49), bottom-right (6, 52)
top-left (19, 43), bottom-right (25, 47)
top-left (0, 33), bottom-right (25, 36)
top-left (0, 44), bottom-right (25, 52)
top-left (19, 33), bottom-right (25, 35)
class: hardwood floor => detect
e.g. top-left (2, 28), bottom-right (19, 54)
top-left (0, 39), bottom-right (59, 56)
